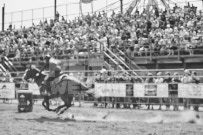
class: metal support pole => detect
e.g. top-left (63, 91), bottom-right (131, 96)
top-left (120, 0), bottom-right (123, 14)
top-left (32, 9), bottom-right (33, 25)
top-left (79, 0), bottom-right (83, 17)
top-left (2, 4), bottom-right (5, 31)
top-left (21, 11), bottom-right (23, 27)
top-left (66, 4), bottom-right (68, 20)
top-left (11, 12), bottom-right (13, 25)
top-left (150, 41), bottom-right (152, 61)
top-left (106, 0), bottom-right (107, 12)
top-left (202, 0), bottom-right (203, 11)
top-left (54, 0), bottom-right (57, 19)
top-left (91, 1), bottom-right (94, 15)
top-left (178, 37), bottom-right (180, 61)
top-left (43, 8), bottom-right (44, 22)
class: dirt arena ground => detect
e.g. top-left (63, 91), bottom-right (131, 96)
top-left (1, 102), bottom-right (203, 135)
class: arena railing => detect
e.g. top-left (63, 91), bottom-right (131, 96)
top-left (8, 51), bottom-right (104, 61)
top-left (1, 69), bottom-right (203, 110)
top-left (6, 44), bottom-right (203, 63)
top-left (121, 43), bottom-right (203, 60)
top-left (5, 68), bottom-right (202, 79)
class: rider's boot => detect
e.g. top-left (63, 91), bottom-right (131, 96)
top-left (44, 80), bottom-right (52, 97)
top-left (46, 83), bottom-right (52, 96)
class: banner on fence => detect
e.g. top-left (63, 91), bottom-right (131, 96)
top-left (94, 83), bottom-right (126, 97)
top-left (178, 84), bottom-right (203, 98)
top-left (134, 84), bottom-right (168, 97)
top-left (28, 83), bottom-right (40, 95)
top-left (94, 83), bottom-right (169, 98)
top-left (0, 83), bottom-right (15, 99)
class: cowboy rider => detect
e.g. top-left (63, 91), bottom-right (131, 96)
top-left (39, 54), bottom-right (62, 95)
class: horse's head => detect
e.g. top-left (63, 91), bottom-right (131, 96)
top-left (24, 65), bottom-right (39, 82)
top-left (24, 65), bottom-right (47, 96)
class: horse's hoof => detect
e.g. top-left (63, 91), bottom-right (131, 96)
top-left (54, 109), bottom-right (59, 113)
top-left (57, 110), bottom-right (65, 115)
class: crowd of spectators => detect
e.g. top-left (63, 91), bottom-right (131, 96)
top-left (87, 68), bottom-right (201, 110)
top-left (0, 2), bottom-right (202, 64)
top-left (90, 68), bottom-right (200, 84)
top-left (0, 70), bottom-right (13, 82)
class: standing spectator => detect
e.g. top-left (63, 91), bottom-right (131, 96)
top-left (172, 72), bottom-right (181, 83)
top-left (163, 72), bottom-right (172, 83)
top-left (145, 73), bottom-right (155, 83)
top-left (155, 72), bottom-right (164, 83)
top-left (155, 71), bottom-right (164, 110)
top-left (191, 71), bottom-right (200, 111)
top-left (163, 72), bottom-right (172, 110)
top-left (191, 71), bottom-right (200, 84)
top-left (171, 72), bottom-right (181, 111)
top-left (181, 69), bottom-right (192, 110)
top-left (145, 73), bottom-right (155, 110)
top-left (181, 69), bottom-right (192, 83)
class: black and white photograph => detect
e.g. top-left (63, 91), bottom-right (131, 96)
top-left (0, 0), bottom-right (203, 135)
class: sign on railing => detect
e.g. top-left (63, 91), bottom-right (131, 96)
top-left (0, 83), bottom-right (15, 99)
top-left (94, 83), bottom-right (126, 97)
top-left (134, 84), bottom-right (168, 98)
top-left (179, 84), bottom-right (203, 98)
top-left (95, 83), bottom-right (169, 98)
top-left (94, 83), bottom-right (203, 99)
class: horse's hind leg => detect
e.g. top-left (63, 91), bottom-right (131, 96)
top-left (57, 94), bottom-right (73, 115)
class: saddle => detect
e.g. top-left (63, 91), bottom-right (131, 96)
top-left (52, 74), bottom-right (68, 85)
top-left (50, 72), bottom-right (90, 95)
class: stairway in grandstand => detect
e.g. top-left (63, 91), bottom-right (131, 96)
top-left (103, 47), bottom-right (145, 76)
top-left (1, 56), bottom-right (18, 77)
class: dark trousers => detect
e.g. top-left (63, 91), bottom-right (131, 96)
top-left (45, 77), bottom-right (55, 92)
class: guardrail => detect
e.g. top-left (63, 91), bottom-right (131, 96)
top-left (1, 81), bottom-right (203, 111)
top-left (5, 44), bottom-right (203, 65)
top-left (122, 44), bottom-right (203, 61)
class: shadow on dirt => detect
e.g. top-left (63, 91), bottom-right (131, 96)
top-left (15, 116), bottom-right (77, 123)
top-left (14, 116), bottom-right (98, 123)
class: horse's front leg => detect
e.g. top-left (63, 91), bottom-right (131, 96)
top-left (42, 96), bottom-right (55, 112)
top-left (42, 99), bottom-right (47, 110)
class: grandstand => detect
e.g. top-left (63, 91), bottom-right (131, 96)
top-left (0, 0), bottom-right (203, 81)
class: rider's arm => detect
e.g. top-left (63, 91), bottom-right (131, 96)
top-left (40, 62), bottom-right (48, 73)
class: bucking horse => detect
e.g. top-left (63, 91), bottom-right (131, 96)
top-left (23, 65), bottom-right (89, 115)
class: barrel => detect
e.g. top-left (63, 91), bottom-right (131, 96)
top-left (17, 90), bottom-right (33, 113)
